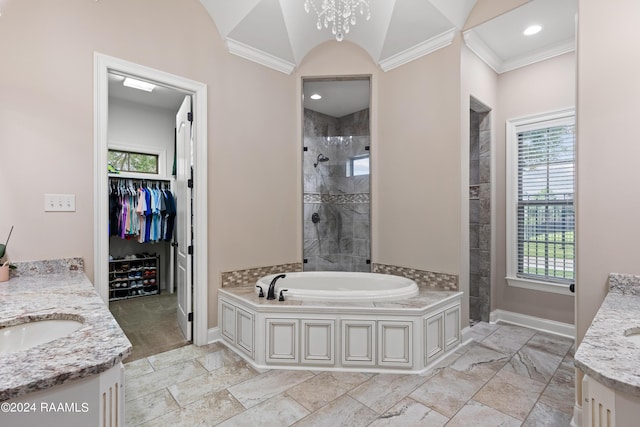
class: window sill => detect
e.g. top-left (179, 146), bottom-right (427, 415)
top-left (506, 276), bottom-right (574, 296)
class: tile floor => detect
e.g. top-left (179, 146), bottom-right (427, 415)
top-left (110, 292), bottom-right (189, 361)
top-left (124, 322), bottom-right (575, 426)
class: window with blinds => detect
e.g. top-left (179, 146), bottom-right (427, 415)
top-left (515, 116), bottom-right (575, 285)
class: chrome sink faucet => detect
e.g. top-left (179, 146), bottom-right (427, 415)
top-left (267, 274), bottom-right (286, 300)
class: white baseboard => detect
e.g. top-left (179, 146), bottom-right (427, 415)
top-left (207, 327), bottom-right (221, 344)
top-left (490, 309), bottom-right (575, 339)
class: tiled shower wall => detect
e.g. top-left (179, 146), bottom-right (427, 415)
top-left (470, 107), bottom-right (491, 322)
top-left (303, 108), bottom-right (370, 272)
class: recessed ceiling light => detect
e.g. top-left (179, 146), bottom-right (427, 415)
top-left (523, 25), bottom-right (542, 36)
top-left (310, 93), bottom-right (322, 100)
top-left (123, 77), bottom-right (155, 92)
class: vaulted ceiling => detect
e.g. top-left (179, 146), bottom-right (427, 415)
top-left (200, 0), bottom-right (576, 75)
top-left (200, 0), bottom-right (478, 74)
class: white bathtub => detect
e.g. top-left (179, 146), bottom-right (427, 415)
top-left (256, 271), bottom-right (419, 301)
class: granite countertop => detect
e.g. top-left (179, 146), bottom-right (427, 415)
top-left (220, 285), bottom-right (462, 314)
top-left (575, 273), bottom-right (640, 397)
top-left (0, 260), bottom-right (132, 401)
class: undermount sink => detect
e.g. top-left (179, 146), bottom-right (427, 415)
top-left (0, 319), bottom-right (83, 355)
top-left (624, 327), bottom-right (640, 346)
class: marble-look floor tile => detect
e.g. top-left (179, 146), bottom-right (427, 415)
top-left (293, 395), bottom-right (378, 427)
top-left (138, 390), bottom-right (245, 427)
top-left (446, 400), bottom-right (521, 427)
top-left (146, 344), bottom-right (213, 371)
top-left (449, 343), bottom-right (510, 381)
top-left (481, 324), bottom-right (537, 355)
top-left (367, 397), bottom-right (448, 427)
top-left (348, 373), bottom-right (427, 413)
top-left (474, 368), bottom-right (545, 420)
top-left (227, 369), bottom-right (315, 409)
top-left (409, 367), bottom-right (486, 418)
top-left (538, 363), bottom-right (576, 414)
top-left (196, 347), bottom-right (243, 371)
top-left (218, 394), bottom-right (309, 427)
top-left (125, 388), bottom-right (180, 426)
top-left (469, 321), bottom-right (500, 339)
top-left (125, 360), bottom-right (207, 401)
top-left (527, 332), bottom-right (574, 357)
top-left (286, 371), bottom-right (372, 412)
top-left (523, 401), bottom-right (573, 426)
top-left (168, 361), bottom-right (259, 406)
top-left (125, 357), bottom-right (155, 381)
top-left (503, 344), bottom-right (564, 384)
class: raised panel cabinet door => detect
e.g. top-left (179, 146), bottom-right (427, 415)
top-left (236, 307), bottom-right (255, 358)
top-left (301, 319), bottom-right (335, 365)
top-left (425, 312), bottom-right (444, 365)
top-left (266, 318), bottom-right (299, 364)
top-left (220, 301), bottom-right (236, 342)
top-left (444, 305), bottom-right (461, 351)
top-left (378, 321), bottom-right (413, 367)
top-left (341, 320), bottom-right (376, 366)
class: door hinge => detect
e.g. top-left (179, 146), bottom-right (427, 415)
top-left (188, 313), bottom-right (193, 322)
top-left (365, 146), bottom-right (370, 151)
top-left (188, 245), bottom-right (193, 255)
top-left (303, 147), bottom-right (308, 152)
top-left (187, 179), bottom-right (193, 188)
top-left (187, 112), bottom-right (193, 122)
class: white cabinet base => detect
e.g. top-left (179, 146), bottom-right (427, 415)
top-left (219, 291), bottom-right (462, 374)
top-left (5, 363), bottom-right (124, 427)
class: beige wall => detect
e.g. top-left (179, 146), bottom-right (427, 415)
top-left (377, 36), bottom-right (462, 277)
top-left (576, 0), bottom-right (640, 343)
top-left (494, 52), bottom-right (576, 324)
top-left (0, 0), bottom-right (298, 328)
top-left (464, 0), bottom-right (528, 30)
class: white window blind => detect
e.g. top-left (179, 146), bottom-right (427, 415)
top-left (516, 118), bottom-right (575, 284)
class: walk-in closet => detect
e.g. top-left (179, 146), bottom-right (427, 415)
top-left (106, 72), bottom-right (191, 360)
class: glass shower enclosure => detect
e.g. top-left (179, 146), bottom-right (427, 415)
top-left (302, 76), bottom-right (371, 272)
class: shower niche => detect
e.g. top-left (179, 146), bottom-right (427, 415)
top-left (302, 76), bottom-right (371, 272)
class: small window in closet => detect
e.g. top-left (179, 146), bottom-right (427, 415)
top-left (108, 149), bottom-right (159, 174)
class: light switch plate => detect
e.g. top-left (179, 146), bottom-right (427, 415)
top-left (44, 194), bottom-right (76, 212)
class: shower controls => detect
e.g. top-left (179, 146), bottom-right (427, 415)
top-left (311, 212), bottom-right (320, 223)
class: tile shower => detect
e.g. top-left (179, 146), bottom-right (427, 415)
top-left (469, 98), bottom-right (491, 322)
top-left (303, 107), bottom-right (370, 272)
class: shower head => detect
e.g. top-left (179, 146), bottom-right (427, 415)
top-left (314, 153), bottom-right (330, 168)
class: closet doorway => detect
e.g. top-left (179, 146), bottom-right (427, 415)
top-left (94, 54), bottom-right (209, 359)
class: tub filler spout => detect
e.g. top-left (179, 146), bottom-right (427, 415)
top-left (267, 274), bottom-right (286, 300)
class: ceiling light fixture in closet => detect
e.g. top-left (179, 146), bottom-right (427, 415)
top-left (123, 77), bottom-right (156, 92)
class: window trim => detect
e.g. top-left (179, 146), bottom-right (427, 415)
top-left (505, 107), bottom-right (575, 296)
top-left (107, 143), bottom-right (167, 180)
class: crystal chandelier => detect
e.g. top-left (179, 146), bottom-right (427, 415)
top-left (304, 0), bottom-right (371, 42)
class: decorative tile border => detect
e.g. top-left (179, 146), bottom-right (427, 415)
top-left (10, 257), bottom-right (84, 278)
top-left (304, 193), bottom-right (370, 204)
top-left (372, 263), bottom-right (458, 291)
top-left (221, 263), bottom-right (303, 288)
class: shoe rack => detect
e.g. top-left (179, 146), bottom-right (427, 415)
top-left (109, 255), bottom-right (159, 301)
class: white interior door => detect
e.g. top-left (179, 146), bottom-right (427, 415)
top-left (176, 95), bottom-right (193, 341)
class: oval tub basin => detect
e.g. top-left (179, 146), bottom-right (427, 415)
top-left (256, 271), bottom-right (419, 302)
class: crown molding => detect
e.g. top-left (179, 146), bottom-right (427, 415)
top-left (226, 38), bottom-right (296, 75)
top-left (463, 29), bottom-right (501, 73)
top-left (464, 29), bottom-right (575, 74)
top-left (500, 39), bottom-right (575, 73)
top-left (379, 28), bottom-right (456, 72)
